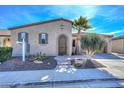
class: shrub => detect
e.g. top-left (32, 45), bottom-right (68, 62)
top-left (81, 33), bottom-right (107, 60)
top-left (34, 52), bottom-right (46, 61)
top-left (0, 47), bottom-right (13, 62)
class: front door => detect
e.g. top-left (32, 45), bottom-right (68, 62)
top-left (58, 35), bottom-right (67, 55)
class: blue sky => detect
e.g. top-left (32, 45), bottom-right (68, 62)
top-left (0, 5), bottom-right (124, 37)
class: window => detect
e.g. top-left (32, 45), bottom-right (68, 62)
top-left (8, 38), bottom-right (10, 41)
top-left (18, 32), bottom-right (28, 43)
top-left (73, 40), bottom-right (76, 47)
top-left (39, 33), bottom-right (48, 44)
top-left (18, 32), bottom-right (30, 53)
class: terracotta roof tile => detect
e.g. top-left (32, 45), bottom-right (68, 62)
top-left (112, 35), bottom-right (124, 40)
top-left (0, 30), bottom-right (11, 36)
top-left (8, 18), bottom-right (73, 30)
top-left (72, 32), bottom-right (113, 38)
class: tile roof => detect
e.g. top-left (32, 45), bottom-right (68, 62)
top-left (72, 32), bottom-right (113, 38)
top-left (0, 30), bottom-right (11, 36)
top-left (112, 35), bottom-right (124, 40)
top-left (8, 18), bottom-right (73, 30)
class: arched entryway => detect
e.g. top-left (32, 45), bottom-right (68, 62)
top-left (58, 35), bottom-right (67, 55)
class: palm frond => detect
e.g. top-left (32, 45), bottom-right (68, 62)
top-left (72, 16), bottom-right (92, 31)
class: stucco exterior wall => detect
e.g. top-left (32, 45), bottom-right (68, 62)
top-left (11, 20), bottom-right (72, 56)
top-left (112, 39), bottom-right (124, 53)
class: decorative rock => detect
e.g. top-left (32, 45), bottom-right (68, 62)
top-left (75, 60), bottom-right (83, 64)
top-left (33, 60), bottom-right (43, 64)
top-left (47, 62), bottom-right (50, 65)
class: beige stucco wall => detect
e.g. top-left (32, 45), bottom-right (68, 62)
top-left (11, 20), bottom-right (72, 56)
top-left (112, 39), bottom-right (124, 53)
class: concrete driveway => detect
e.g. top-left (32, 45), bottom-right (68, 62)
top-left (82, 53), bottom-right (122, 59)
top-left (95, 59), bottom-right (124, 79)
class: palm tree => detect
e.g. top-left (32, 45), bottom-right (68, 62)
top-left (72, 16), bottom-right (92, 54)
top-left (81, 33), bottom-right (107, 60)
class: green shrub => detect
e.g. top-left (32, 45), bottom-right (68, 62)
top-left (81, 33), bottom-right (106, 60)
top-left (34, 52), bottom-right (46, 61)
top-left (0, 47), bottom-right (13, 62)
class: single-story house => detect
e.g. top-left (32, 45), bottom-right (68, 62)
top-left (8, 18), bottom-right (113, 56)
top-left (112, 35), bottom-right (124, 53)
top-left (0, 30), bottom-right (11, 47)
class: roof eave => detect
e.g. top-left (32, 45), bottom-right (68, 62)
top-left (8, 18), bottom-right (73, 30)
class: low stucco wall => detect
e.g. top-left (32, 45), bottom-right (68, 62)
top-left (112, 39), bottom-right (124, 53)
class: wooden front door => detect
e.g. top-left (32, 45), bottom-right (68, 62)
top-left (58, 35), bottom-right (67, 55)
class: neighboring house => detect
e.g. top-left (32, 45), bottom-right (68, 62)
top-left (8, 18), bottom-right (113, 56)
top-left (0, 30), bottom-right (11, 47)
top-left (72, 32), bottom-right (112, 54)
top-left (112, 35), bottom-right (124, 53)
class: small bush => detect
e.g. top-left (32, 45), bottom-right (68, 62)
top-left (34, 52), bottom-right (46, 61)
top-left (0, 47), bottom-right (13, 62)
top-left (74, 62), bottom-right (82, 67)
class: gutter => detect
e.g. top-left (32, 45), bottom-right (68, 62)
top-left (0, 35), bottom-right (11, 37)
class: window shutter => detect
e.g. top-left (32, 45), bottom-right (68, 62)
top-left (18, 33), bottom-right (22, 42)
top-left (25, 33), bottom-right (29, 43)
top-left (46, 34), bottom-right (48, 44)
top-left (26, 43), bottom-right (30, 53)
top-left (39, 33), bottom-right (42, 44)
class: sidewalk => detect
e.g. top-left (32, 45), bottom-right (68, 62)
top-left (0, 65), bottom-right (123, 87)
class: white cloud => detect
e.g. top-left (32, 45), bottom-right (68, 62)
top-left (89, 27), bottom-right (96, 31)
top-left (98, 6), bottom-right (124, 22)
top-left (102, 29), bottom-right (124, 35)
top-left (78, 6), bottom-right (98, 19)
top-left (46, 6), bottom-right (99, 20)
